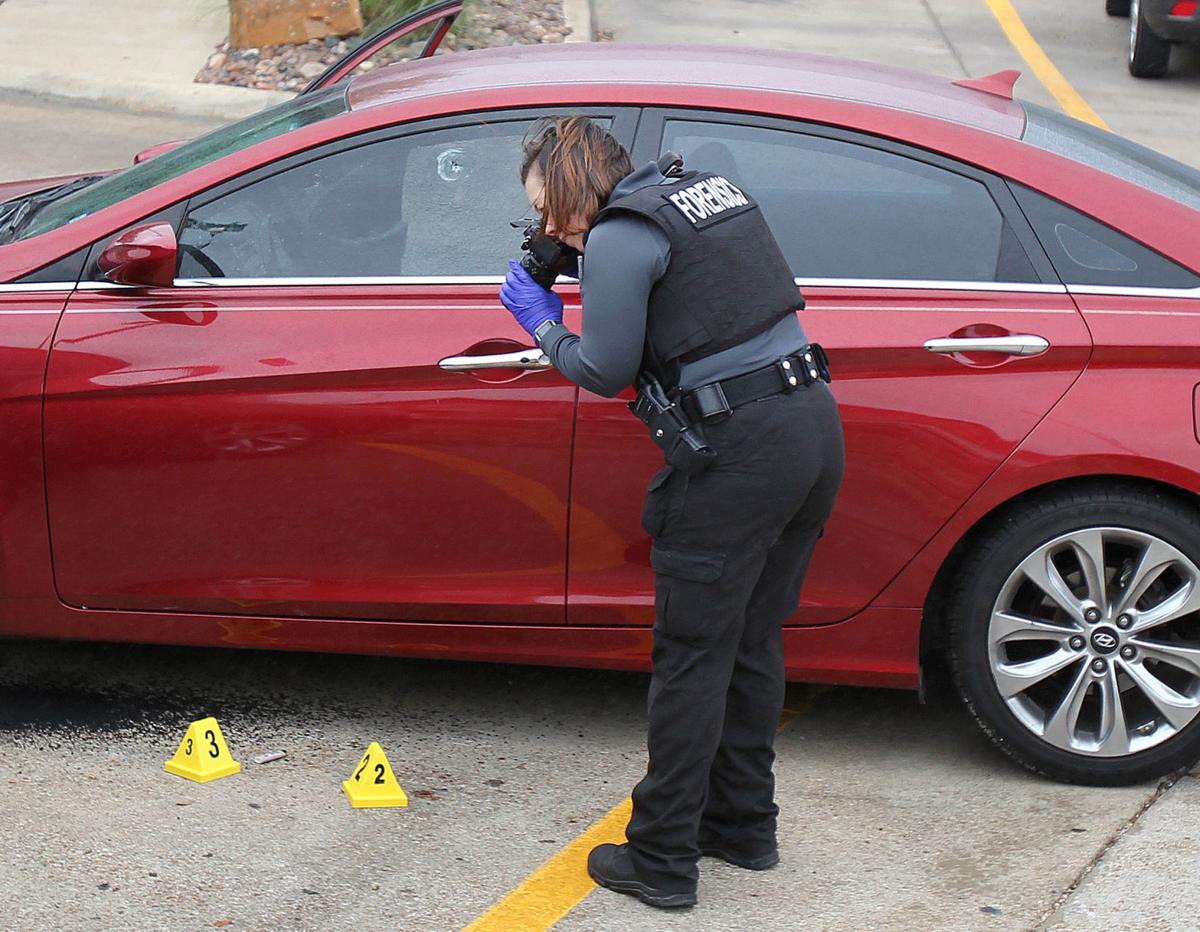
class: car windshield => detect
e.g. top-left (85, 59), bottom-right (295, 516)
top-left (1021, 101), bottom-right (1200, 213)
top-left (12, 86), bottom-right (350, 243)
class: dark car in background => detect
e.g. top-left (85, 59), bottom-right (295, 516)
top-left (1108, 0), bottom-right (1200, 77)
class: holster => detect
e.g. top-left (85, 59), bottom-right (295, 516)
top-left (810, 343), bottom-right (832, 383)
top-left (629, 374), bottom-right (717, 476)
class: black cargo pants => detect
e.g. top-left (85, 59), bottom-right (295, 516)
top-left (624, 380), bottom-right (845, 892)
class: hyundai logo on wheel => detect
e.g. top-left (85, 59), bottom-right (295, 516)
top-left (1092, 630), bottom-right (1120, 654)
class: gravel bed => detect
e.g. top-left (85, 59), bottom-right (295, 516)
top-left (195, 0), bottom-right (573, 92)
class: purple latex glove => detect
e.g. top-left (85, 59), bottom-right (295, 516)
top-left (499, 260), bottom-right (564, 337)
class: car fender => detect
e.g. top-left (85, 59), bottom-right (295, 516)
top-left (0, 306), bottom-right (65, 615)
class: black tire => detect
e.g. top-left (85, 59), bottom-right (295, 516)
top-left (1106, 0), bottom-right (1130, 15)
top-left (947, 486), bottom-right (1200, 785)
top-left (1129, 0), bottom-right (1172, 77)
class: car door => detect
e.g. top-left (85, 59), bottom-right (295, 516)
top-left (565, 110), bottom-right (1092, 628)
top-left (43, 109), bottom-right (634, 624)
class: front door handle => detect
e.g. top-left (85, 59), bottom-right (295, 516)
top-left (438, 348), bottom-right (552, 371)
top-left (923, 335), bottom-right (1050, 357)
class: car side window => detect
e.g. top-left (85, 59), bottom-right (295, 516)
top-left (177, 120), bottom-right (537, 279)
top-left (1010, 183), bottom-right (1200, 289)
top-left (659, 119), bottom-right (1038, 284)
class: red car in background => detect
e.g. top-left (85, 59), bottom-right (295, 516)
top-left (2, 3), bottom-right (1200, 787)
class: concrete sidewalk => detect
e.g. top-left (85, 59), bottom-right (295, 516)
top-left (0, 0), bottom-right (291, 119)
top-left (1044, 774), bottom-right (1200, 930)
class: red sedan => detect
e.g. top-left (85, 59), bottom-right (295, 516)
top-left (3, 7), bottom-right (1200, 787)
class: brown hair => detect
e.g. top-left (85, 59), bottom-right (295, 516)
top-left (521, 116), bottom-right (633, 236)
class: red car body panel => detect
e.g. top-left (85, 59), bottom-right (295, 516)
top-left (2, 44), bottom-right (1198, 691)
top-left (0, 296), bottom-right (65, 602)
top-left (0, 174), bottom-right (98, 205)
top-left (567, 287), bottom-right (1091, 627)
top-left (46, 283), bottom-right (576, 623)
top-left (346, 45), bottom-right (1029, 137)
top-left (0, 597), bottom-right (922, 687)
top-left (878, 293), bottom-right (1200, 610)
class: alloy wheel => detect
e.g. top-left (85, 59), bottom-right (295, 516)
top-left (1130, 0), bottom-right (1140, 62)
top-left (988, 527), bottom-right (1200, 757)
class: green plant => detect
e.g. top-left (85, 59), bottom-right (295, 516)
top-left (360, 0), bottom-right (432, 32)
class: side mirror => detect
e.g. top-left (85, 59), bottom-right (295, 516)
top-left (133, 140), bottom-right (187, 164)
top-left (98, 222), bottom-right (178, 288)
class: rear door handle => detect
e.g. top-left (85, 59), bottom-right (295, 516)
top-left (438, 349), bottom-right (552, 371)
top-left (923, 335), bottom-right (1050, 357)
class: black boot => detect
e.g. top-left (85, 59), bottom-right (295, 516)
top-left (696, 833), bottom-right (780, 871)
top-left (587, 843), bottom-right (697, 909)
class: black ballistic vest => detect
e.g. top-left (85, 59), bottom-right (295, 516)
top-left (591, 170), bottom-right (803, 376)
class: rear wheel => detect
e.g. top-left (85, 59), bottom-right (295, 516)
top-left (1106, 0), bottom-right (1130, 15)
top-left (1129, 0), bottom-right (1172, 77)
top-left (948, 487), bottom-right (1200, 785)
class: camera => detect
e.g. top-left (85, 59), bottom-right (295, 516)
top-left (518, 223), bottom-right (579, 290)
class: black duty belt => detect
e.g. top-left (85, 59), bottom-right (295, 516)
top-left (679, 344), bottom-right (831, 422)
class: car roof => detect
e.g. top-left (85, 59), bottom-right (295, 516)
top-left (346, 43), bottom-right (1028, 137)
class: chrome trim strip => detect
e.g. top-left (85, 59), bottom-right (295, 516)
top-left (74, 276), bottom-right (1070, 293)
top-left (0, 309), bottom-right (64, 314)
top-left (795, 277), bottom-right (1068, 294)
top-left (169, 276), bottom-right (509, 288)
top-left (74, 277), bottom-right (508, 290)
top-left (66, 278), bottom-right (1200, 298)
top-left (1082, 309), bottom-right (1200, 317)
top-left (439, 349), bottom-right (552, 371)
top-left (59, 304), bottom-right (1060, 315)
top-left (1067, 284), bottom-right (1200, 299)
top-left (822, 306), bottom-right (1076, 314)
top-left (0, 282), bottom-right (77, 292)
top-left (63, 304), bottom-right (507, 313)
top-left (924, 335), bottom-right (1050, 356)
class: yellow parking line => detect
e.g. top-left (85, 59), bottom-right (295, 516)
top-left (463, 797), bottom-right (633, 932)
top-left (982, 0), bottom-right (1111, 129)
top-left (463, 694), bottom-right (819, 931)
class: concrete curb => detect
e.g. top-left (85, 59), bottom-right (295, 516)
top-left (563, 0), bottom-right (594, 42)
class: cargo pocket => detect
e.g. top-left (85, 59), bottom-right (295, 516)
top-left (640, 465), bottom-right (685, 538)
top-left (651, 544), bottom-right (727, 642)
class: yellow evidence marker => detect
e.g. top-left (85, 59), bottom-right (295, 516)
top-left (342, 742), bottom-right (409, 809)
top-left (164, 717), bottom-right (242, 783)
